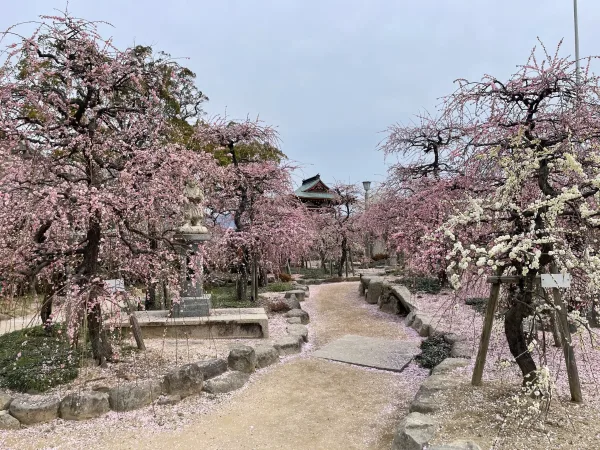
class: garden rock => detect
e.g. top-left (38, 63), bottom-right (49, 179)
top-left (283, 308), bottom-right (309, 324)
top-left (412, 314), bottom-right (434, 337)
top-left (9, 395), bottom-right (60, 425)
top-left (420, 375), bottom-right (461, 395)
top-left (157, 394), bottom-right (181, 406)
top-left (273, 335), bottom-right (303, 355)
top-left (59, 391), bottom-right (110, 420)
top-left (193, 358), bottom-right (228, 380)
top-left (428, 442), bottom-right (482, 450)
top-left (286, 324), bottom-right (308, 342)
top-left (450, 342), bottom-right (472, 359)
top-left (443, 333), bottom-right (463, 345)
top-left (366, 279), bottom-right (384, 304)
top-left (431, 358), bottom-right (470, 376)
top-left (283, 294), bottom-right (301, 310)
top-left (392, 412), bottom-right (437, 450)
top-left (286, 317), bottom-right (302, 324)
top-left (405, 310), bottom-right (417, 326)
top-left (254, 344), bottom-right (279, 368)
top-left (163, 363), bottom-right (204, 397)
top-left (203, 371), bottom-right (250, 394)
top-left (0, 411), bottom-right (20, 430)
top-left (228, 345), bottom-right (257, 373)
top-left (409, 388), bottom-right (440, 414)
top-left (108, 379), bottom-right (163, 412)
top-left (284, 290), bottom-right (306, 302)
top-left (0, 393), bottom-right (13, 410)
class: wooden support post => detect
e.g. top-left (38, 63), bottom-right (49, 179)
top-left (126, 298), bottom-right (145, 351)
top-left (472, 280), bottom-right (502, 386)
top-left (549, 265), bottom-right (583, 402)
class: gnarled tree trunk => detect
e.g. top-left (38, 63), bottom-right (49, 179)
top-left (338, 237), bottom-right (348, 277)
top-left (79, 218), bottom-right (114, 365)
top-left (504, 280), bottom-right (537, 385)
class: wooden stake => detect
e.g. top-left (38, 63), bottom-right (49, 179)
top-left (550, 264), bottom-right (583, 402)
top-left (472, 280), bottom-right (502, 386)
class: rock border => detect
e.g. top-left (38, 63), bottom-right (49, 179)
top-left (358, 276), bottom-right (480, 450)
top-left (0, 302), bottom-right (311, 430)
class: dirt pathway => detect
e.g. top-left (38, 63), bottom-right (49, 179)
top-left (1, 282), bottom-right (427, 450)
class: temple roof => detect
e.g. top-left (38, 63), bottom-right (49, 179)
top-left (294, 174), bottom-right (335, 200)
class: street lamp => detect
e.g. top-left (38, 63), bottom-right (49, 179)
top-left (574, 0), bottom-right (581, 84)
top-left (363, 181), bottom-right (372, 263)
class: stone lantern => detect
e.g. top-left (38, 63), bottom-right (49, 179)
top-left (173, 181), bottom-right (211, 317)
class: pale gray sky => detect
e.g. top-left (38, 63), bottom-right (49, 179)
top-left (2, 1), bottom-right (595, 188)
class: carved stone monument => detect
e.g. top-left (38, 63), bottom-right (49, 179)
top-left (173, 181), bottom-right (211, 317)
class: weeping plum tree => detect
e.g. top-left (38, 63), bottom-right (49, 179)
top-left (198, 117), bottom-right (308, 301)
top-left (375, 115), bottom-right (479, 279)
top-left (0, 14), bottom-right (217, 364)
top-left (433, 43), bottom-right (600, 387)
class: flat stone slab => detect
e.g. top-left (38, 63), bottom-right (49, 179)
top-left (313, 335), bottom-right (420, 372)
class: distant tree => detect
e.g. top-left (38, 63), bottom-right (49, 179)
top-left (197, 117), bottom-right (306, 300)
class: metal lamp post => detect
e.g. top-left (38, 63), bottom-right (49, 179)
top-left (574, 0), bottom-right (581, 85)
top-left (363, 181), bottom-right (371, 264)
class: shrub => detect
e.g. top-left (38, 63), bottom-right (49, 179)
top-left (290, 267), bottom-right (326, 279)
top-left (267, 299), bottom-right (289, 313)
top-left (261, 281), bottom-right (294, 293)
top-left (397, 276), bottom-right (441, 294)
top-left (372, 253), bottom-right (389, 262)
top-left (414, 335), bottom-right (451, 370)
top-left (465, 297), bottom-right (489, 315)
top-left (278, 273), bottom-right (293, 282)
top-left (0, 325), bottom-right (79, 393)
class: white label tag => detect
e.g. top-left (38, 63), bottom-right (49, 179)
top-left (541, 274), bottom-right (571, 288)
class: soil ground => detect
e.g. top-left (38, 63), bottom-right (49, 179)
top-left (0, 281), bottom-right (427, 450)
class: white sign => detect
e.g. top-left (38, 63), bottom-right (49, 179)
top-left (541, 274), bottom-right (571, 288)
top-left (105, 279), bottom-right (126, 293)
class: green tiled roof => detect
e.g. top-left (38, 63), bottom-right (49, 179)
top-left (294, 174), bottom-right (335, 200)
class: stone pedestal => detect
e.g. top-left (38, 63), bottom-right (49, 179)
top-left (176, 232), bottom-right (211, 317)
top-left (173, 295), bottom-right (212, 318)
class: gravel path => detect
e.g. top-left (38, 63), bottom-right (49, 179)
top-left (1, 282), bottom-right (427, 450)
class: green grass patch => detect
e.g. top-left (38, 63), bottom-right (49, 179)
top-left (414, 335), bottom-right (451, 370)
top-left (260, 282), bottom-right (295, 293)
top-left (206, 285), bottom-right (254, 308)
top-left (465, 297), bottom-right (489, 314)
top-left (0, 325), bottom-right (79, 393)
top-left (207, 281), bottom-right (296, 307)
top-left (290, 267), bottom-right (328, 279)
top-left (396, 276), bottom-right (441, 294)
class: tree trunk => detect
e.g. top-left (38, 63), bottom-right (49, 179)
top-left (236, 255), bottom-right (249, 302)
top-left (258, 265), bottom-right (267, 288)
top-left (319, 251), bottom-right (327, 272)
top-left (163, 283), bottom-right (171, 310)
top-left (87, 300), bottom-right (113, 367)
top-left (504, 283), bottom-right (537, 384)
top-left (41, 293), bottom-right (53, 330)
top-left (549, 310), bottom-right (562, 347)
top-left (78, 218), bottom-right (113, 364)
top-left (250, 255), bottom-right (258, 302)
top-left (338, 238), bottom-right (348, 277)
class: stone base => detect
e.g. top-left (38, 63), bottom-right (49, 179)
top-left (121, 308), bottom-right (269, 339)
top-left (172, 295), bottom-right (212, 318)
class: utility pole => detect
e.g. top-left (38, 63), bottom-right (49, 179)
top-left (574, 0), bottom-right (581, 84)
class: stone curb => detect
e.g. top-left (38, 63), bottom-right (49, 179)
top-left (1, 305), bottom-right (311, 430)
top-left (358, 276), bottom-right (478, 450)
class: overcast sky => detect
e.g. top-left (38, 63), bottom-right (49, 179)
top-left (2, 1), bottom-right (595, 189)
